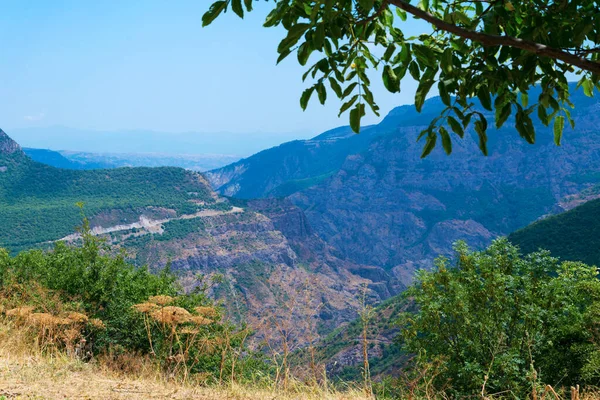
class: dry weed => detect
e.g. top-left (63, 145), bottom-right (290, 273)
top-left (148, 295), bottom-right (175, 305)
top-left (151, 306), bottom-right (191, 325)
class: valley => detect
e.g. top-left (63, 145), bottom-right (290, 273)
top-left (3, 86), bottom-right (600, 386)
top-left (208, 87), bottom-right (600, 285)
top-left (0, 128), bottom-right (402, 346)
top-left (4, 0), bottom-right (600, 396)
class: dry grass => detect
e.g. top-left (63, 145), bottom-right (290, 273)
top-left (0, 319), bottom-right (370, 400)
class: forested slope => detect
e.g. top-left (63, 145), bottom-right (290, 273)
top-left (0, 129), bottom-right (215, 251)
top-left (509, 197), bottom-right (600, 266)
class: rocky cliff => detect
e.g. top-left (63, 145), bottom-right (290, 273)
top-left (208, 88), bottom-right (600, 285)
top-left (0, 129), bottom-right (23, 155)
top-left (106, 198), bottom-right (403, 339)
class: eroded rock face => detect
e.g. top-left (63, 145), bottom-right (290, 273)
top-left (107, 200), bottom-right (403, 340)
top-left (206, 90), bottom-right (600, 286)
top-left (289, 96), bottom-right (600, 283)
top-left (0, 130), bottom-right (22, 155)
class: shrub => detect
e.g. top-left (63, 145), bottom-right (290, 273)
top-left (400, 238), bottom-right (600, 397)
top-left (0, 221), bottom-right (267, 383)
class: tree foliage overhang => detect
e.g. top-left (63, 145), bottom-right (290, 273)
top-left (203, 0), bottom-right (600, 156)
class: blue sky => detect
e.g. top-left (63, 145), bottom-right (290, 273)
top-left (0, 1), bottom-right (423, 138)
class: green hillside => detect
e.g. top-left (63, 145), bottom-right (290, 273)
top-left (508, 198), bottom-right (600, 266)
top-left (0, 131), bottom-right (215, 251)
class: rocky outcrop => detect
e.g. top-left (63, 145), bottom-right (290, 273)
top-left (207, 88), bottom-right (600, 285)
top-left (0, 129), bottom-right (22, 155)
top-left (290, 114), bottom-right (600, 284)
top-left (105, 199), bottom-right (403, 338)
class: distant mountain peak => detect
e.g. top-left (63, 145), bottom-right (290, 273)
top-left (0, 129), bottom-right (23, 155)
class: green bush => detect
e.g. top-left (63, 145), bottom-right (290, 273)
top-left (400, 238), bottom-right (600, 397)
top-left (0, 222), bottom-right (268, 382)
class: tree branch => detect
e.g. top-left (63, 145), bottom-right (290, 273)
top-left (387, 0), bottom-right (600, 75)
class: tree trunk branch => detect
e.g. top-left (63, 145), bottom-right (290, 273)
top-left (388, 0), bottom-right (600, 75)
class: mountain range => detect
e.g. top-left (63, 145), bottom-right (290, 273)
top-left (23, 147), bottom-right (240, 172)
top-left (0, 128), bottom-right (400, 341)
top-left (10, 126), bottom-right (312, 157)
top-left (3, 83), bottom-right (600, 377)
top-left (208, 85), bottom-right (600, 284)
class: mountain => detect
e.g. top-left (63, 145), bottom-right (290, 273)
top-left (104, 197), bottom-right (403, 335)
top-left (23, 148), bottom-right (111, 170)
top-left (0, 129), bottom-right (216, 251)
top-left (318, 191), bottom-right (600, 380)
top-left (58, 150), bottom-right (240, 171)
top-left (23, 147), bottom-right (239, 171)
top-left (9, 126), bottom-right (312, 157)
top-left (208, 86), bottom-right (600, 284)
top-left (509, 196), bottom-right (600, 267)
top-left (205, 103), bottom-right (446, 199)
top-left (0, 130), bottom-right (22, 155)
top-left (0, 129), bottom-right (402, 340)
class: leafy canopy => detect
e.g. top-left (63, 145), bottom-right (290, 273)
top-left (203, 0), bottom-right (600, 156)
top-left (399, 239), bottom-right (600, 396)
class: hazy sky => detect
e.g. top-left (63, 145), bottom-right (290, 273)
top-left (0, 1), bottom-right (424, 137)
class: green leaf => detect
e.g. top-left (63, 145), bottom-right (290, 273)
top-left (383, 44), bottom-right (396, 62)
top-left (231, 0), bottom-right (244, 18)
top-left (564, 108), bottom-right (575, 129)
top-left (244, 0), bottom-right (253, 11)
top-left (415, 79), bottom-right (435, 112)
top-left (300, 87), bottom-right (315, 111)
top-left (316, 82), bottom-right (327, 105)
top-left (329, 77), bottom-right (343, 98)
top-left (357, 0), bottom-right (375, 11)
top-left (515, 108), bottom-right (535, 144)
top-left (313, 24), bottom-right (325, 49)
top-left (477, 86), bottom-right (492, 111)
top-left (440, 48), bottom-right (453, 74)
top-left (421, 133), bottom-right (437, 158)
top-left (413, 44), bottom-right (437, 68)
top-left (277, 48), bottom-right (292, 65)
top-left (554, 115), bottom-right (564, 146)
top-left (342, 82), bottom-right (358, 98)
top-left (548, 95), bottom-right (560, 111)
top-left (438, 81), bottom-right (450, 106)
top-left (278, 23), bottom-right (310, 53)
top-left (475, 1), bottom-right (483, 14)
top-left (495, 103), bottom-right (512, 128)
top-left (582, 79), bottom-right (594, 97)
top-left (264, 7), bottom-right (279, 27)
top-left (537, 105), bottom-right (549, 126)
top-left (447, 116), bottom-right (464, 138)
top-left (398, 43), bottom-right (411, 63)
top-left (408, 62), bottom-right (420, 81)
top-left (297, 42), bottom-right (313, 66)
top-left (339, 95), bottom-right (359, 116)
top-left (383, 9), bottom-right (394, 27)
top-left (383, 65), bottom-right (400, 93)
top-left (475, 120), bottom-right (488, 155)
top-left (350, 103), bottom-right (366, 133)
top-left (520, 92), bottom-right (529, 108)
top-left (396, 8), bottom-right (407, 21)
top-left (202, 1), bottom-right (227, 27)
top-left (440, 127), bottom-right (452, 155)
